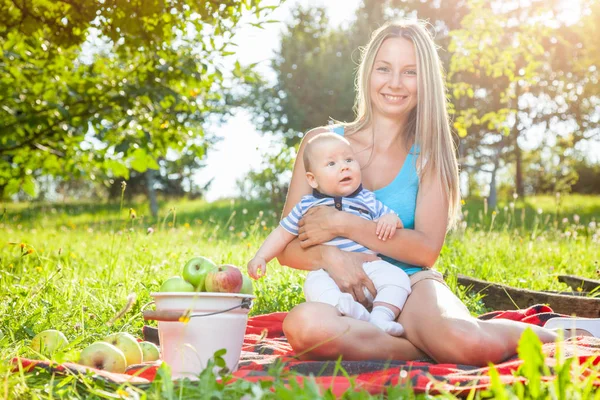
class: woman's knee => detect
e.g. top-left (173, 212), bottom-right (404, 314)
top-left (283, 302), bottom-right (343, 359)
top-left (428, 319), bottom-right (502, 365)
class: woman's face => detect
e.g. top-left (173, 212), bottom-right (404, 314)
top-left (369, 37), bottom-right (418, 119)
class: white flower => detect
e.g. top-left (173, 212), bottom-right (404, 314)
top-left (574, 214), bottom-right (580, 224)
top-left (537, 208), bottom-right (543, 215)
top-left (242, 209), bottom-right (248, 215)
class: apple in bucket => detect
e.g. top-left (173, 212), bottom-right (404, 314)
top-left (182, 256), bottom-right (217, 291)
top-left (159, 276), bottom-right (195, 292)
top-left (240, 274), bottom-right (254, 295)
top-left (205, 264), bottom-right (243, 293)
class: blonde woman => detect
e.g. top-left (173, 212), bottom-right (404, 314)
top-left (277, 19), bottom-right (597, 365)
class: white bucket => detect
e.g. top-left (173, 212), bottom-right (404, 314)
top-left (150, 292), bottom-right (254, 379)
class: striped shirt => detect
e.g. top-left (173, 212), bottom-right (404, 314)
top-left (280, 185), bottom-right (394, 254)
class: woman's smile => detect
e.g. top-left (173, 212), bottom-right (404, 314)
top-left (381, 93), bottom-right (409, 104)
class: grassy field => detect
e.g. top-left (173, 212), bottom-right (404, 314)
top-left (0, 194), bottom-right (599, 398)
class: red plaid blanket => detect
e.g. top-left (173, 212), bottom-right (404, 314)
top-left (13, 305), bottom-right (600, 396)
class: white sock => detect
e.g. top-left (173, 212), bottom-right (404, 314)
top-left (335, 293), bottom-right (370, 321)
top-left (369, 306), bottom-right (404, 336)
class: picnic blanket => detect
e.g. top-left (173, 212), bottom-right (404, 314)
top-left (12, 305), bottom-right (600, 396)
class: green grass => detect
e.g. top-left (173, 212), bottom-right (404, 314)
top-left (0, 194), bottom-right (599, 398)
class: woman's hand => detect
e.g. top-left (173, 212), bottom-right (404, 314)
top-left (297, 206), bottom-right (345, 248)
top-left (321, 246), bottom-right (380, 306)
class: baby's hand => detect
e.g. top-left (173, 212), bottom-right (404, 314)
top-left (247, 257), bottom-right (267, 280)
top-left (375, 213), bottom-right (403, 241)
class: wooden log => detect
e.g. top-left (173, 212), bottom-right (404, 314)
top-left (456, 274), bottom-right (600, 318)
top-left (558, 275), bottom-right (600, 293)
top-left (542, 290), bottom-right (590, 297)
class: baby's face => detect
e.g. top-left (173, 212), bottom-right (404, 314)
top-left (306, 140), bottom-right (361, 197)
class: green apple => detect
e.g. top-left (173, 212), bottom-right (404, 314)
top-left (182, 256), bottom-right (217, 291)
top-left (139, 341), bottom-right (160, 362)
top-left (240, 274), bottom-right (254, 295)
top-left (103, 332), bottom-right (143, 366)
top-left (31, 329), bottom-right (68, 356)
top-left (159, 276), bottom-right (195, 292)
top-left (79, 341), bottom-right (127, 373)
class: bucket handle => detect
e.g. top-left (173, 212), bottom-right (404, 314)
top-left (143, 297), bottom-right (253, 322)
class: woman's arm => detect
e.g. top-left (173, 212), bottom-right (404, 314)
top-left (298, 170), bottom-right (450, 268)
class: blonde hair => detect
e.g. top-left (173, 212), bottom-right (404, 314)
top-left (303, 132), bottom-right (351, 173)
top-left (342, 19), bottom-right (461, 228)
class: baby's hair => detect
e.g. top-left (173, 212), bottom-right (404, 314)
top-left (303, 132), bottom-right (351, 173)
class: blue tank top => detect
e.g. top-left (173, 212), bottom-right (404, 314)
top-left (332, 125), bottom-right (423, 275)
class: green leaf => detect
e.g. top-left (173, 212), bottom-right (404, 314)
top-left (22, 176), bottom-right (36, 197)
top-left (130, 148), bottom-right (150, 173)
top-left (487, 364), bottom-right (510, 400)
top-left (517, 327), bottom-right (545, 398)
top-left (4, 179), bottom-right (21, 197)
top-left (104, 159), bottom-right (130, 179)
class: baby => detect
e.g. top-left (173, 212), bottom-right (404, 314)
top-left (247, 132), bottom-right (411, 336)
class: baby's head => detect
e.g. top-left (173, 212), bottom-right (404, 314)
top-left (303, 132), bottom-right (361, 197)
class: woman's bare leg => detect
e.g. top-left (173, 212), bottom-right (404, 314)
top-left (399, 279), bottom-right (559, 366)
top-left (283, 302), bottom-right (425, 361)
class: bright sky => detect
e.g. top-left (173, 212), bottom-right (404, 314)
top-left (195, 0), bottom-right (361, 202)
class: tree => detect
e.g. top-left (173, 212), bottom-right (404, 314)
top-left (447, 0), bottom-right (597, 205)
top-left (244, 6), bottom-right (355, 147)
top-left (0, 0), bottom-right (279, 208)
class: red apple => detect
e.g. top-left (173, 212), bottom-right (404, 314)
top-left (204, 264), bottom-right (243, 293)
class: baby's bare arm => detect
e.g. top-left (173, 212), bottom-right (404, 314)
top-left (248, 226), bottom-right (296, 279)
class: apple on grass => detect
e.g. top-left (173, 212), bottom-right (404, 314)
top-left (31, 329), bottom-right (68, 356)
top-left (139, 341), bottom-right (160, 362)
top-left (205, 264), bottom-right (243, 293)
top-left (159, 276), bottom-right (195, 292)
top-left (103, 332), bottom-right (143, 366)
top-left (182, 256), bottom-right (217, 291)
top-left (79, 342), bottom-right (127, 373)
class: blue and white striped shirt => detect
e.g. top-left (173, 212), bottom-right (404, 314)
top-left (280, 185), bottom-right (394, 254)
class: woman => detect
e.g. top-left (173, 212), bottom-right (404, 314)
top-left (276, 19), bottom-right (578, 366)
